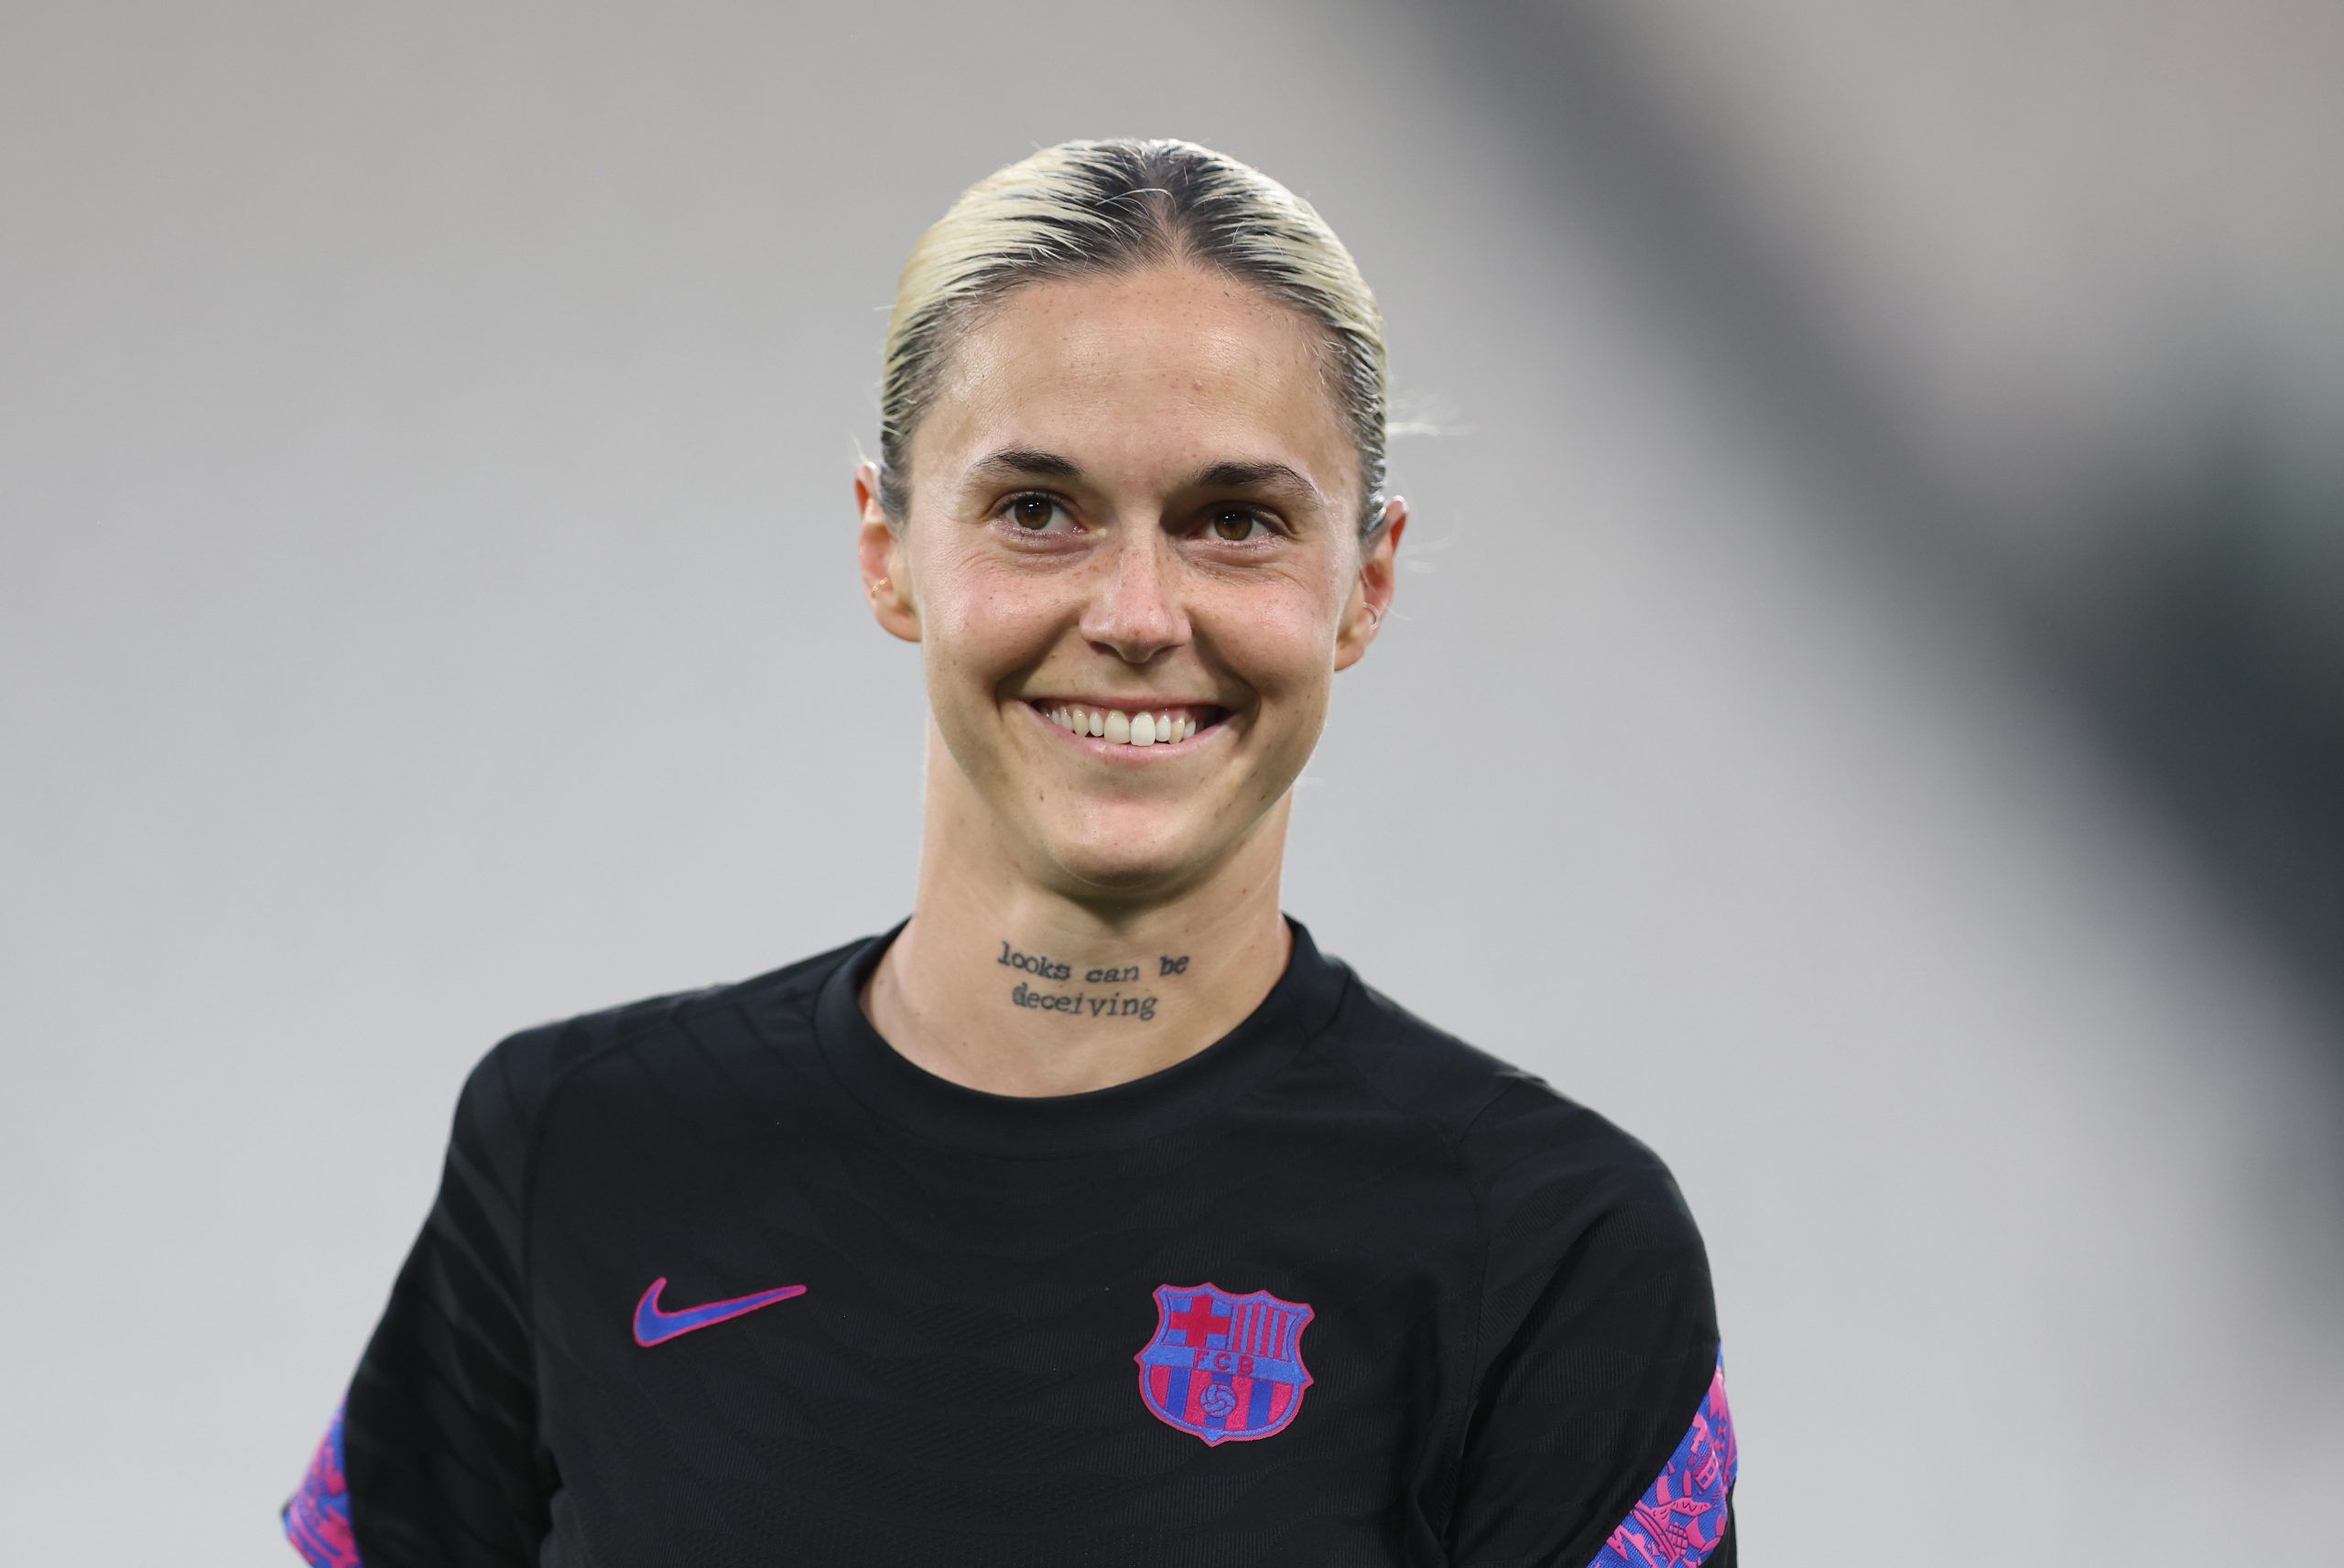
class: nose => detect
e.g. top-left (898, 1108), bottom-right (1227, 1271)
top-left (1078, 524), bottom-right (1188, 664)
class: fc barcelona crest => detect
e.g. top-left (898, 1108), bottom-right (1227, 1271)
top-left (1134, 1281), bottom-right (1315, 1445)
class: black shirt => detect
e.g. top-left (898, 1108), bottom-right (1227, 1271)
top-left (283, 914), bottom-right (1737, 1566)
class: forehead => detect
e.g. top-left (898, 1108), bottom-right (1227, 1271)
top-left (914, 266), bottom-right (1355, 508)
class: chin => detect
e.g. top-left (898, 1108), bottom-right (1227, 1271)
top-left (1037, 816), bottom-right (1215, 896)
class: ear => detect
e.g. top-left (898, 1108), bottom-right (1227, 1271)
top-left (1334, 495), bottom-right (1406, 672)
top-left (855, 460), bottom-right (921, 643)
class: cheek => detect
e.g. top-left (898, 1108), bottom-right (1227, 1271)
top-left (923, 564), bottom-right (1069, 677)
top-left (1210, 580), bottom-right (1340, 697)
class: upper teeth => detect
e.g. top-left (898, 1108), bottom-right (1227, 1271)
top-left (1044, 705), bottom-right (1203, 746)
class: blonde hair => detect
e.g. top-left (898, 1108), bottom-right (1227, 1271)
top-left (876, 137), bottom-right (1390, 541)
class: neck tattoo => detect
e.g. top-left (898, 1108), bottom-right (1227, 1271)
top-left (995, 938), bottom-right (1192, 1024)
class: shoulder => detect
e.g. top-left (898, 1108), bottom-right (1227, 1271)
top-left (1329, 973), bottom-right (1698, 1227)
top-left (1327, 982), bottom-right (1734, 1559)
top-left (445, 932), bottom-right (868, 1162)
top-left (1324, 970), bottom-right (1715, 1355)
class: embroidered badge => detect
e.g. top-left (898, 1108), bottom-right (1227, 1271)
top-left (1134, 1281), bottom-right (1314, 1445)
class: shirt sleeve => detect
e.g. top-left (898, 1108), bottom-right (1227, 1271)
top-left (1447, 1086), bottom-right (1739, 1567)
top-left (282, 1031), bottom-right (557, 1567)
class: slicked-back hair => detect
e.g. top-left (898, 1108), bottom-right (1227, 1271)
top-left (875, 137), bottom-right (1389, 543)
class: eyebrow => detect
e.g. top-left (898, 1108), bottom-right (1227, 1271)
top-left (959, 446), bottom-right (1329, 511)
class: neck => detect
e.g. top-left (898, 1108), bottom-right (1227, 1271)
top-left (862, 753), bottom-right (1297, 1099)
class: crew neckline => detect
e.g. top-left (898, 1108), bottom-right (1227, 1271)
top-left (810, 912), bottom-right (1351, 1158)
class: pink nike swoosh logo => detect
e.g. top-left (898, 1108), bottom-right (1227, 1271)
top-left (632, 1275), bottom-right (808, 1347)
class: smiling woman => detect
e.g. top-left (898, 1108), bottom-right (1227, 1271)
top-left (282, 139), bottom-right (1736, 1567)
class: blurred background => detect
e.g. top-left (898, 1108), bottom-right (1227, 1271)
top-left (4, 0), bottom-right (2339, 1560)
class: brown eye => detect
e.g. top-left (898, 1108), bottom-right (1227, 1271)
top-left (1000, 493), bottom-right (1075, 535)
top-left (1210, 508), bottom-right (1269, 543)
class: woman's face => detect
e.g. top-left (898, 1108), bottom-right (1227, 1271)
top-left (856, 265), bottom-right (1404, 899)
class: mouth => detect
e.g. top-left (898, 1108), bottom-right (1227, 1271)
top-left (1020, 697), bottom-right (1233, 754)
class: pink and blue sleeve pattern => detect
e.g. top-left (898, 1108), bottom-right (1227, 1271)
top-left (1587, 1347), bottom-right (1738, 1567)
top-left (282, 1397), bottom-right (364, 1568)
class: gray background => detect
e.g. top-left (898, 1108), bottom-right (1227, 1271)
top-left (5, 1), bottom-right (2341, 1561)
